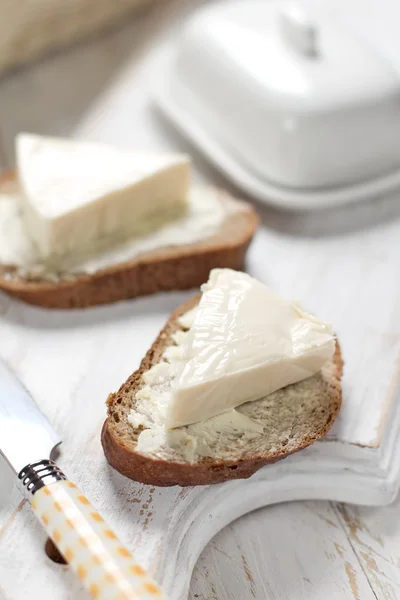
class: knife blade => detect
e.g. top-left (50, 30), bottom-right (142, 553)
top-left (0, 358), bottom-right (165, 600)
top-left (0, 360), bottom-right (60, 474)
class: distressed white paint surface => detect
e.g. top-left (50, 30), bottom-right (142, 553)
top-left (191, 502), bottom-right (376, 600)
top-left (1, 1), bottom-right (400, 599)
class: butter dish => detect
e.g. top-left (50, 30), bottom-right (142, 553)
top-left (155, 0), bottom-right (400, 209)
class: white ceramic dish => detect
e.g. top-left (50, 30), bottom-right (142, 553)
top-left (155, 0), bottom-right (400, 210)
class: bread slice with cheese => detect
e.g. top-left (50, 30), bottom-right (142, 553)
top-left (102, 273), bottom-right (343, 487)
top-left (0, 171), bottom-right (258, 309)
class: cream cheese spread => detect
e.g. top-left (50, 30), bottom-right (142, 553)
top-left (129, 305), bottom-right (264, 463)
top-left (128, 269), bottom-right (335, 462)
top-left (0, 181), bottom-right (232, 281)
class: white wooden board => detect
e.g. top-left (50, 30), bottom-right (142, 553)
top-left (1, 1), bottom-right (400, 599)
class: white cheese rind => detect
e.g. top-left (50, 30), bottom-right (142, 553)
top-left (166, 269), bottom-right (335, 428)
top-left (17, 133), bottom-right (190, 259)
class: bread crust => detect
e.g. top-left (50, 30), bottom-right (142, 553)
top-left (102, 297), bottom-right (343, 487)
top-left (0, 172), bottom-right (259, 308)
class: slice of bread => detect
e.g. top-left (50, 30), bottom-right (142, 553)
top-left (102, 296), bottom-right (343, 487)
top-left (0, 172), bottom-right (259, 309)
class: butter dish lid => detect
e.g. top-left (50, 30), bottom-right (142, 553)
top-left (155, 0), bottom-right (400, 209)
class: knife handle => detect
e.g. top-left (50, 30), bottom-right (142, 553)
top-left (19, 460), bottom-right (165, 600)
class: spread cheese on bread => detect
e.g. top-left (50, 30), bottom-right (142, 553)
top-left (0, 135), bottom-right (259, 308)
top-left (120, 269), bottom-right (338, 468)
top-left (102, 277), bottom-right (342, 485)
top-left (17, 133), bottom-right (190, 260)
top-left (0, 179), bottom-right (235, 278)
top-left (128, 299), bottom-right (264, 463)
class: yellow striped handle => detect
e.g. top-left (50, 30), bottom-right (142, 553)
top-left (30, 480), bottom-right (165, 600)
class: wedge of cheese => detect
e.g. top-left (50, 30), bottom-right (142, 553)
top-left (167, 269), bottom-right (335, 428)
top-left (17, 134), bottom-right (190, 259)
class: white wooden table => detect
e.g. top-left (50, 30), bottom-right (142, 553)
top-left (1, 2), bottom-right (400, 598)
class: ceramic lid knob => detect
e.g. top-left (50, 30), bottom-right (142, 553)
top-left (279, 4), bottom-right (318, 58)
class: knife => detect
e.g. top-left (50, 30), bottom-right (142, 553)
top-left (0, 359), bottom-right (165, 600)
